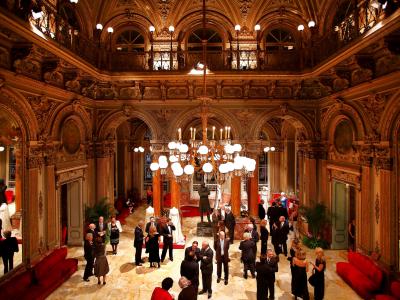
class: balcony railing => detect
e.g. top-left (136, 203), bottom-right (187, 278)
top-left (0, 1), bottom-right (397, 74)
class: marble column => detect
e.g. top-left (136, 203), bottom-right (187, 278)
top-left (153, 169), bottom-right (161, 216)
top-left (170, 177), bottom-right (181, 208)
top-left (231, 175), bottom-right (241, 216)
top-left (95, 142), bottom-right (115, 203)
top-left (248, 164), bottom-right (259, 217)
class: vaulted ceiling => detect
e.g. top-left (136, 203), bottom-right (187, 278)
top-left (75, 0), bottom-right (339, 38)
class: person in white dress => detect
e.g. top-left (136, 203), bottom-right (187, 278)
top-left (169, 207), bottom-right (185, 244)
top-left (145, 206), bottom-right (155, 224)
top-left (0, 203), bottom-right (12, 236)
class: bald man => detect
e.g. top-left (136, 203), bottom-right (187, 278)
top-left (198, 241), bottom-right (214, 299)
top-left (134, 220), bottom-right (145, 266)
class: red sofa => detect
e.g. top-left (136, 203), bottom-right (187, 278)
top-left (336, 251), bottom-right (384, 299)
top-left (375, 281), bottom-right (400, 300)
top-left (1, 247), bottom-right (77, 300)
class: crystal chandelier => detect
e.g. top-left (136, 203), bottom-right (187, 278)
top-left (149, 0), bottom-right (256, 183)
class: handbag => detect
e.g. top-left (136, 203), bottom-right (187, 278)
top-left (308, 272), bottom-right (317, 287)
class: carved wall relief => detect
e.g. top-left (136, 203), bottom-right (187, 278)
top-left (61, 120), bottom-right (81, 155)
top-left (334, 120), bottom-right (353, 154)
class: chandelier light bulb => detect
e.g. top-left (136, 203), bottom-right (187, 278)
top-left (270, 146), bottom-right (276, 151)
top-left (173, 166), bottom-right (183, 176)
top-left (198, 145), bottom-right (209, 155)
top-left (0, 146), bottom-right (5, 152)
top-left (134, 147), bottom-right (139, 152)
top-left (297, 24), bottom-right (305, 31)
top-left (169, 25), bottom-right (175, 32)
top-left (169, 155), bottom-right (178, 163)
top-left (308, 20), bottom-right (316, 28)
top-left (254, 24), bottom-right (261, 31)
top-left (138, 146), bottom-right (144, 152)
top-left (107, 27), bottom-right (114, 33)
top-left (96, 23), bottom-right (103, 30)
top-left (149, 25), bottom-right (155, 32)
top-left (179, 143), bottom-right (189, 153)
top-left (184, 165), bottom-right (194, 175)
top-left (70, 0), bottom-right (78, 3)
top-left (159, 160), bottom-right (168, 169)
top-left (150, 162), bottom-right (159, 171)
top-left (202, 162), bottom-right (213, 173)
top-left (235, 24), bottom-right (241, 31)
top-left (168, 141), bottom-right (177, 150)
top-left (233, 144), bottom-right (242, 152)
top-left (171, 162), bottom-right (181, 171)
top-left (219, 164), bottom-right (227, 174)
top-left (226, 162), bottom-right (235, 172)
top-left (264, 146), bottom-right (270, 152)
top-left (158, 155), bottom-right (167, 164)
top-left (234, 156), bottom-right (244, 170)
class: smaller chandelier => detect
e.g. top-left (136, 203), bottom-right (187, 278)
top-left (263, 146), bottom-right (276, 152)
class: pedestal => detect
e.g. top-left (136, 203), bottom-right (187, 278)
top-left (196, 222), bottom-right (213, 237)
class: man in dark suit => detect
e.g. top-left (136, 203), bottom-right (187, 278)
top-left (180, 251), bottom-right (200, 291)
top-left (83, 232), bottom-right (95, 281)
top-left (248, 223), bottom-right (259, 260)
top-left (267, 202), bottom-right (278, 232)
top-left (160, 218), bottom-right (176, 262)
top-left (256, 250), bottom-right (279, 300)
top-left (215, 231), bottom-right (230, 285)
top-left (134, 220), bottom-right (145, 266)
top-left (277, 216), bottom-right (290, 256)
top-left (0, 230), bottom-right (19, 274)
top-left (239, 232), bottom-right (256, 279)
top-left (258, 200), bottom-right (266, 220)
top-left (95, 216), bottom-right (107, 243)
top-left (145, 216), bottom-right (158, 234)
top-left (185, 241), bottom-right (201, 262)
top-left (198, 183), bottom-right (211, 223)
top-left (224, 207), bottom-right (236, 244)
top-left (198, 241), bottom-right (213, 299)
top-left (277, 200), bottom-right (288, 220)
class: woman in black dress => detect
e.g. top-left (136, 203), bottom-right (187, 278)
top-left (311, 247), bottom-right (326, 300)
top-left (146, 225), bottom-right (160, 268)
top-left (288, 239), bottom-right (301, 294)
top-left (259, 219), bottom-right (269, 255)
top-left (109, 216), bottom-right (120, 255)
top-left (292, 249), bottom-right (309, 300)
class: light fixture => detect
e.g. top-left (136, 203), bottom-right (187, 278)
top-left (254, 24), bottom-right (261, 31)
top-left (0, 146), bottom-right (4, 152)
top-left (308, 20), bottom-right (316, 28)
top-left (107, 27), bottom-right (114, 33)
top-left (297, 24), bottom-right (305, 31)
top-left (263, 146), bottom-right (276, 152)
top-left (96, 23), bottom-right (103, 30)
top-left (149, 25), bottom-right (155, 33)
top-left (70, 0), bottom-right (78, 3)
top-left (235, 24), bottom-right (241, 31)
top-left (168, 25), bottom-right (174, 32)
top-left (133, 146), bottom-right (145, 153)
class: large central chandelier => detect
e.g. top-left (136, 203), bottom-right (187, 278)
top-left (149, 0), bottom-right (256, 183)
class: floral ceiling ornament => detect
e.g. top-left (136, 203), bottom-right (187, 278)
top-left (239, 0), bottom-right (253, 19)
top-left (158, 0), bottom-right (174, 21)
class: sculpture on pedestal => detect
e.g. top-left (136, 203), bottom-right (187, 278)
top-left (169, 207), bottom-right (185, 244)
top-left (198, 183), bottom-right (211, 223)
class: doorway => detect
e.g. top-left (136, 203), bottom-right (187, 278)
top-left (60, 180), bottom-right (83, 246)
top-left (331, 180), bottom-right (356, 249)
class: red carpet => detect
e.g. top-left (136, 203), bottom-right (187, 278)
top-left (142, 236), bottom-right (186, 249)
top-left (181, 205), bottom-right (200, 217)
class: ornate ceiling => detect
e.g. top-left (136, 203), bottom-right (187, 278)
top-left (76, 0), bottom-right (337, 37)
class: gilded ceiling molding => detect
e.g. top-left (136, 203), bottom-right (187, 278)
top-left (378, 88), bottom-right (400, 141)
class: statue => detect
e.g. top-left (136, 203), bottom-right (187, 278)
top-left (169, 207), bottom-right (185, 244)
top-left (198, 183), bottom-right (211, 223)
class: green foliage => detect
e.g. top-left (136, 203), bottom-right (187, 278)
top-left (300, 202), bottom-right (331, 248)
top-left (85, 197), bottom-right (116, 224)
top-left (302, 236), bottom-right (329, 249)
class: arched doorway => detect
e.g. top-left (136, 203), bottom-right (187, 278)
top-left (0, 109), bottom-right (24, 276)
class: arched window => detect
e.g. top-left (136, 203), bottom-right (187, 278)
top-left (265, 28), bottom-right (296, 51)
top-left (187, 28), bottom-right (223, 51)
top-left (115, 30), bottom-right (145, 52)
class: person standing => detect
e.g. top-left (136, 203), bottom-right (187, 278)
top-left (260, 219), bottom-right (269, 255)
top-left (94, 236), bottom-right (109, 285)
top-left (211, 209), bottom-right (222, 243)
top-left (198, 183), bottom-right (211, 223)
top-left (239, 232), bottom-right (256, 279)
top-left (86, 223), bottom-right (96, 238)
top-left (348, 219), bottom-right (356, 251)
top-left (108, 216), bottom-right (122, 255)
top-left (267, 202), bottom-right (278, 232)
top-left (95, 216), bottom-right (107, 243)
top-left (258, 200), bottom-right (266, 220)
top-left (256, 250), bottom-right (279, 300)
top-left (181, 251), bottom-right (200, 292)
top-left (83, 232), bottom-right (95, 281)
top-left (215, 231), bottom-right (230, 285)
top-left (310, 247), bottom-right (326, 300)
top-left (178, 276), bottom-right (197, 300)
top-left (151, 277), bottom-right (174, 300)
top-left (185, 241), bottom-right (201, 262)
top-left (289, 239), bottom-right (301, 294)
top-left (247, 223), bottom-right (259, 259)
top-left (224, 207), bottom-right (236, 244)
top-left (198, 241), bottom-right (213, 299)
top-left (271, 221), bottom-right (280, 256)
top-left (145, 216), bottom-right (158, 234)
top-left (292, 249), bottom-right (310, 300)
top-left (0, 230), bottom-right (18, 273)
top-left (146, 186), bottom-right (153, 206)
top-left (161, 218), bottom-right (176, 262)
top-left (277, 201), bottom-right (289, 220)
top-left (146, 225), bottom-right (161, 268)
top-left (0, 179), bottom-right (7, 205)
top-left (277, 216), bottom-right (290, 256)
top-left (134, 220), bottom-right (145, 266)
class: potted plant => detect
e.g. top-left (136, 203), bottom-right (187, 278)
top-left (299, 202), bottom-right (331, 249)
top-left (84, 197), bottom-right (116, 243)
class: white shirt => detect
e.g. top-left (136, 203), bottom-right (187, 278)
top-left (220, 239), bottom-right (224, 256)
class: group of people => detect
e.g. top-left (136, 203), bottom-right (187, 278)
top-left (83, 216), bottom-right (122, 284)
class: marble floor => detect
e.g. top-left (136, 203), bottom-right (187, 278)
top-left (48, 206), bottom-right (361, 300)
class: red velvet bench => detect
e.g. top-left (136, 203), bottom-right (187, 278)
top-left (375, 281), bottom-right (400, 300)
top-left (336, 251), bottom-right (384, 300)
top-left (1, 247), bottom-right (77, 300)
